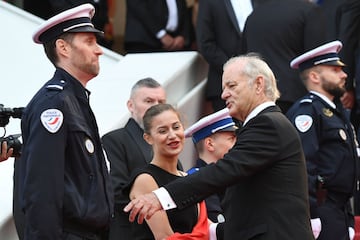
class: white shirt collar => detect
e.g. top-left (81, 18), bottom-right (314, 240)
top-left (243, 101), bottom-right (276, 126)
top-left (165, 0), bottom-right (178, 31)
top-left (310, 91), bottom-right (336, 109)
top-left (230, 0), bottom-right (253, 32)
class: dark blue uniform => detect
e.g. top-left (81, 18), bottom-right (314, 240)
top-left (15, 68), bottom-right (113, 239)
top-left (187, 159), bottom-right (224, 223)
top-left (287, 92), bottom-right (358, 240)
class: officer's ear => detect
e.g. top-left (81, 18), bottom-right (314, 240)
top-left (204, 137), bottom-right (215, 152)
top-left (308, 68), bottom-right (321, 84)
top-left (56, 39), bottom-right (70, 58)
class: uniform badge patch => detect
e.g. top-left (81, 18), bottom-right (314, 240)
top-left (323, 108), bottom-right (333, 117)
top-left (41, 109), bottom-right (63, 133)
top-left (295, 115), bottom-right (313, 133)
top-left (85, 138), bottom-right (94, 153)
top-left (339, 129), bottom-right (347, 141)
top-left (217, 214), bottom-right (225, 223)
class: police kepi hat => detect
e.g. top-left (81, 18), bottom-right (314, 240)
top-left (185, 108), bottom-right (237, 144)
top-left (32, 3), bottom-right (103, 44)
top-left (290, 40), bottom-right (345, 71)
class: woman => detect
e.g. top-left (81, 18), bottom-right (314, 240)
top-left (126, 103), bottom-right (209, 240)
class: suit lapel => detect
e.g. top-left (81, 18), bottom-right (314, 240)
top-left (240, 105), bottom-right (281, 131)
top-left (251, 0), bottom-right (262, 9)
top-left (224, 0), bottom-right (242, 35)
top-left (126, 119), bottom-right (153, 163)
top-left (259, 105), bottom-right (281, 115)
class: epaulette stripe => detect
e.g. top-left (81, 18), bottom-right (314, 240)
top-left (46, 85), bottom-right (63, 90)
top-left (300, 99), bottom-right (312, 103)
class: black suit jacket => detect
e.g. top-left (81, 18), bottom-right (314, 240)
top-left (124, 0), bottom-right (192, 51)
top-left (102, 118), bottom-right (153, 240)
top-left (242, 0), bottom-right (326, 104)
top-left (196, 0), bottom-right (267, 100)
top-left (23, 0), bottom-right (109, 29)
top-left (337, 0), bottom-right (360, 91)
top-left (163, 106), bottom-right (313, 239)
top-left (102, 118), bottom-right (153, 206)
top-left (320, 0), bottom-right (344, 41)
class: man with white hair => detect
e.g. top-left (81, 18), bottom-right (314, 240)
top-left (124, 54), bottom-right (313, 240)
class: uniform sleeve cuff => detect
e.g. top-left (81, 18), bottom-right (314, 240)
top-left (153, 187), bottom-right (177, 210)
top-left (156, 29), bottom-right (166, 39)
top-left (209, 223), bottom-right (218, 240)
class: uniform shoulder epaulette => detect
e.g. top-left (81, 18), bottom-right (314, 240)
top-left (299, 98), bottom-right (313, 104)
top-left (46, 80), bottom-right (66, 91)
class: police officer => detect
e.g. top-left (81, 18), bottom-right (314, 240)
top-left (287, 40), bottom-right (358, 240)
top-left (185, 108), bottom-right (237, 240)
top-left (185, 108), bottom-right (237, 223)
top-left (13, 4), bottom-right (113, 239)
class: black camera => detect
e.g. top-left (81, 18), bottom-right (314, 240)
top-left (0, 104), bottom-right (24, 127)
top-left (0, 104), bottom-right (24, 157)
top-left (1, 134), bottom-right (22, 157)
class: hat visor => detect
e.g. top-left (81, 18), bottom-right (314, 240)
top-left (67, 26), bottom-right (104, 36)
top-left (217, 125), bottom-right (238, 133)
top-left (319, 60), bottom-right (346, 67)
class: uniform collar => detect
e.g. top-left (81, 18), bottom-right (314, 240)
top-left (309, 91), bottom-right (336, 109)
top-left (55, 68), bottom-right (90, 101)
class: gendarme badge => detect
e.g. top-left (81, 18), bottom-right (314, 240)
top-left (41, 109), bottom-right (63, 133)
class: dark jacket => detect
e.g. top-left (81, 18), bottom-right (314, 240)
top-left (286, 93), bottom-right (357, 239)
top-left (163, 106), bottom-right (313, 239)
top-left (14, 68), bottom-right (113, 239)
top-left (187, 159), bottom-right (224, 223)
top-left (102, 118), bottom-right (153, 240)
top-left (124, 0), bottom-right (192, 51)
top-left (242, 0), bottom-right (327, 104)
top-left (102, 118), bottom-right (153, 206)
top-left (196, 0), bottom-right (268, 100)
top-left (23, 0), bottom-right (109, 29)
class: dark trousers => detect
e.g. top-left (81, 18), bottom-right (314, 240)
top-left (13, 157), bottom-right (25, 240)
top-left (317, 201), bottom-right (351, 240)
top-left (108, 208), bottom-right (132, 240)
top-left (63, 231), bottom-right (107, 240)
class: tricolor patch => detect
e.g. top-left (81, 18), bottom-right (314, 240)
top-left (295, 115), bottom-right (313, 133)
top-left (41, 109), bottom-right (63, 133)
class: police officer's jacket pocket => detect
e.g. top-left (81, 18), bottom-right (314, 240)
top-left (65, 118), bottom-right (98, 218)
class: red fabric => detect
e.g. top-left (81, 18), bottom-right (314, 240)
top-left (355, 216), bottom-right (360, 240)
top-left (166, 201), bottom-right (209, 240)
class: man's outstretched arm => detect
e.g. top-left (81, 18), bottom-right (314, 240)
top-left (124, 187), bottom-right (176, 224)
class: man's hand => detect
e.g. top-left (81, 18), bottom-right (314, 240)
top-left (123, 192), bottom-right (162, 224)
top-left (172, 36), bottom-right (185, 50)
top-left (0, 141), bottom-right (13, 162)
top-left (161, 34), bottom-right (175, 50)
